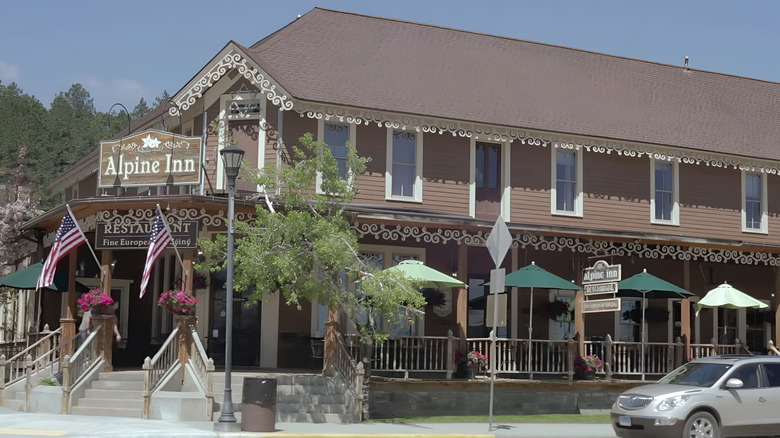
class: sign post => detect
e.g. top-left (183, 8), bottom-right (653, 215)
top-left (485, 216), bottom-right (511, 432)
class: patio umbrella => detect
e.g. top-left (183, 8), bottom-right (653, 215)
top-left (385, 260), bottom-right (466, 289)
top-left (617, 269), bottom-right (694, 377)
top-left (502, 262), bottom-right (581, 377)
top-left (696, 282), bottom-right (768, 316)
top-left (0, 262), bottom-right (88, 292)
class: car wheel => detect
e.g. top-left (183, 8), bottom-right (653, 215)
top-left (682, 411), bottom-right (719, 438)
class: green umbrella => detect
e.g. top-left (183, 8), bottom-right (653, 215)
top-left (385, 260), bottom-right (466, 288)
top-left (696, 282), bottom-right (768, 316)
top-left (617, 270), bottom-right (694, 299)
top-left (501, 262), bottom-right (580, 378)
top-left (0, 262), bottom-right (89, 292)
top-left (617, 269), bottom-right (692, 377)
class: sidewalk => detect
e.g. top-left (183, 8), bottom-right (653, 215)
top-left (0, 408), bottom-right (615, 437)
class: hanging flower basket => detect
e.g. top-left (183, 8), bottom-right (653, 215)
top-left (422, 288), bottom-right (446, 307)
top-left (76, 289), bottom-right (115, 315)
top-left (548, 299), bottom-right (572, 321)
top-left (622, 306), bottom-right (669, 324)
top-left (158, 290), bottom-right (198, 315)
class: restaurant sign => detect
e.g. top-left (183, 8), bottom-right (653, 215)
top-left (582, 298), bottom-right (621, 313)
top-left (98, 129), bottom-right (202, 188)
top-left (582, 260), bottom-right (621, 284)
top-left (95, 220), bottom-right (199, 249)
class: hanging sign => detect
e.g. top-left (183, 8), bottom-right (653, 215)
top-left (582, 298), bottom-right (621, 313)
top-left (582, 260), bottom-right (621, 284)
top-left (584, 282), bottom-right (619, 295)
top-left (98, 129), bottom-right (202, 187)
top-left (95, 220), bottom-right (198, 249)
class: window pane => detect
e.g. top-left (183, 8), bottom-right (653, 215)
top-left (656, 192), bottom-right (671, 220)
top-left (488, 146), bottom-right (499, 189)
top-left (557, 181), bottom-right (575, 211)
top-left (557, 150), bottom-right (575, 181)
top-left (325, 123), bottom-right (349, 179)
top-left (746, 174), bottom-right (761, 202)
top-left (655, 162), bottom-right (672, 191)
top-left (556, 150), bottom-right (576, 212)
top-left (392, 164), bottom-right (414, 197)
top-left (476, 146), bottom-right (485, 188)
top-left (392, 132), bottom-right (416, 164)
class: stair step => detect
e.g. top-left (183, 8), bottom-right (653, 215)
top-left (71, 405), bottom-right (143, 418)
top-left (84, 388), bottom-right (143, 399)
top-left (278, 394), bottom-right (348, 404)
top-left (97, 371), bottom-right (145, 381)
top-left (77, 398), bottom-right (144, 409)
top-left (91, 380), bottom-right (144, 390)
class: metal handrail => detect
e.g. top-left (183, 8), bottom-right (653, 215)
top-left (61, 327), bottom-right (102, 413)
top-left (142, 327), bottom-right (179, 419)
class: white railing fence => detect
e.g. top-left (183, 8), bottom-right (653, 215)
top-left (61, 327), bottom-right (102, 413)
top-left (142, 326), bottom-right (179, 419)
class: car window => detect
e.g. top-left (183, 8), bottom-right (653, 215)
top-left (762, 363), bottom-right (780, 387)
top-left (658, 362), bottom-right (732, 387)
top-left (728, 364), bottom-right (760, 389)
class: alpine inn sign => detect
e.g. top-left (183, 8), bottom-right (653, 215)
top-left (98, 129), bottom-right (202, 187)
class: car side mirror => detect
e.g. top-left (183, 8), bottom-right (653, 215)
top-left (725, 378), bottom-right (744, 389)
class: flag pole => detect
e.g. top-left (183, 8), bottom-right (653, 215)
top-left (66, 204), bottom-right (105, 280)
top-left (156, 204), bottom-right (185, 280)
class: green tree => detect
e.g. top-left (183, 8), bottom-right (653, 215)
top-left (45, 84), bottom-right (104, 176)
top-left (0, 81), bottom-right (49, 188)
top-left (131, 97), bottom-right (150, 120)
top-left (153, 90), bottom-right (171, 107)
top-left (199, 133), bottom-right (426, 348)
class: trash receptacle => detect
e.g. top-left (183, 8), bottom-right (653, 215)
top-left (241, 377), bottom-right (276, 432)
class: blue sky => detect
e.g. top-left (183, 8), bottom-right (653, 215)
top-left (2, 1), bottom-right (779, 111)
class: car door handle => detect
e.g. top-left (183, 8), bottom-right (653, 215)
top-left (759, 397), bottom-right (767, 402)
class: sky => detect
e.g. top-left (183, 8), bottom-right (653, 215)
top-left (2, 1), bottom-right (780, 112)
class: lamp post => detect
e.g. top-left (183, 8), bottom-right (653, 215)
top-left (105, 103), bottom-right (131, 136)
top-left (216, 142), bottom-right (244, 431)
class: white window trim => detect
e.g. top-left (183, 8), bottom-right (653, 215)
top-left (468, 138), bottom-right (511, 220)
top-left (741, 170), bottom-right (768, 234)
top-left (217, 92), bottom-right (267, 191)
top-left (385, 128), bottom-right (423, 202)
top-left (649, 158), bottom-right (680, 226)
top-left (316, 119), bottom-right (356, 193)
top-left (550, 147), bottom-right (583, 217)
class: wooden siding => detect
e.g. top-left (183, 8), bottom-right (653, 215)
top-left (354, 124), bottom-right (386, 204)
top-left (421, 134), bottom-right (469, 215)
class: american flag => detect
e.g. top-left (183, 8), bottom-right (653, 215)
top-left (139, 209), bottom-right (172, 298)
top-left (36, 206), bottom-right (87, 290)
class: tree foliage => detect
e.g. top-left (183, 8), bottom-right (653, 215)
top-left (198, 133), bottom-right (427, 344)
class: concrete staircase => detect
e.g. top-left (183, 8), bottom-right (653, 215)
top-left (212, 372), bottom-right (360, 424)
top-left (70, 370), bottom-right (145, 418)
top-left (2, 389), bottom-right (25, 411)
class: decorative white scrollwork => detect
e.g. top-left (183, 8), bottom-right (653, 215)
top-left (171, 47), bottom-right (293, 117)
top-left (352, 222), bottom-right (780, 267)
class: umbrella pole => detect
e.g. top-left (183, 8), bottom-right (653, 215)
top-left (641, 293), bottom-right (647, 380)
top-left (528, 287), bottom-right (534, 379)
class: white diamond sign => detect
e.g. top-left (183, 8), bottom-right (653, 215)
top-left (486, 216), bottom-right (511, 267)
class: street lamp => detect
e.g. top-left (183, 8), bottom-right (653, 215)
top-left (216, 142), bottom-right (244, 431)
top-left (105, 103), bottom-right (131, 136)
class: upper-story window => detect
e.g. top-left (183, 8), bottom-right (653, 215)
top-left (551, 148), bottom-right (582, 216)
top-left (317, 120), bottom-right (356, 192)
top-left (386, 129), bottom-right (422, 202)
top-left (742, 171), bottom-right (767, 233)
top-left (650, 159), bottom-right (679, 225)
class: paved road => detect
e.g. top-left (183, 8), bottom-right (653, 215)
top-left (0, 408), bottom-right (616, 437)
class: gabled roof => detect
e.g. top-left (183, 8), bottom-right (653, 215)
top-left (244, 8), bottom-right (780, 162)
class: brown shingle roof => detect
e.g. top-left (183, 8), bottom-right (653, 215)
top-left (245, 8), bottom-right (780, 161)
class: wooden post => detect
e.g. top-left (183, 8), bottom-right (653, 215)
top-left (91, 315), bottom-right (114, 371)
top-left (174, 315), bottom-right (197, 383)
top-left (61, 354), bottom-right (70, 414)
top-left (680, 298), bottom-right (691, 361)
top-left (446, 329), bottom-right (455, 379)
top-left (575, 289), bottom-right (585, 356)
top-left (323, 306), bottom-right (340, 377)
top-left (456, 243), bottom-right (469, 352)
top-left (604, 334), bottom-right (613, 381)
top-left (101, 250), bottom-right (113, 296)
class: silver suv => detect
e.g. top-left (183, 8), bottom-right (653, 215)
top-left (611, 355), bottom-right (780, 438)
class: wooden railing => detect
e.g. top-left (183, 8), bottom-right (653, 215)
top-left (61, 327), bottom-right (102, 413)
top-left (142, 326), bottom-right (179, 419)
top-left (1, 326), bottom-right (62, 390)
top-left (334, 333), bottom-right (364, 422)
top-left (189, 327), bottom-right (214, 419)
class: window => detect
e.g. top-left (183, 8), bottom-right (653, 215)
top-left (742, 171), bottom-right (767, 233)
top-left (650, 159), bottom-right (679, 225)
top-left (386, 129), bottom-right (422, 201)
top-left (551, 148), bottom-right (582, 216)
top-left (317, 120), bottom-right (356, 192)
